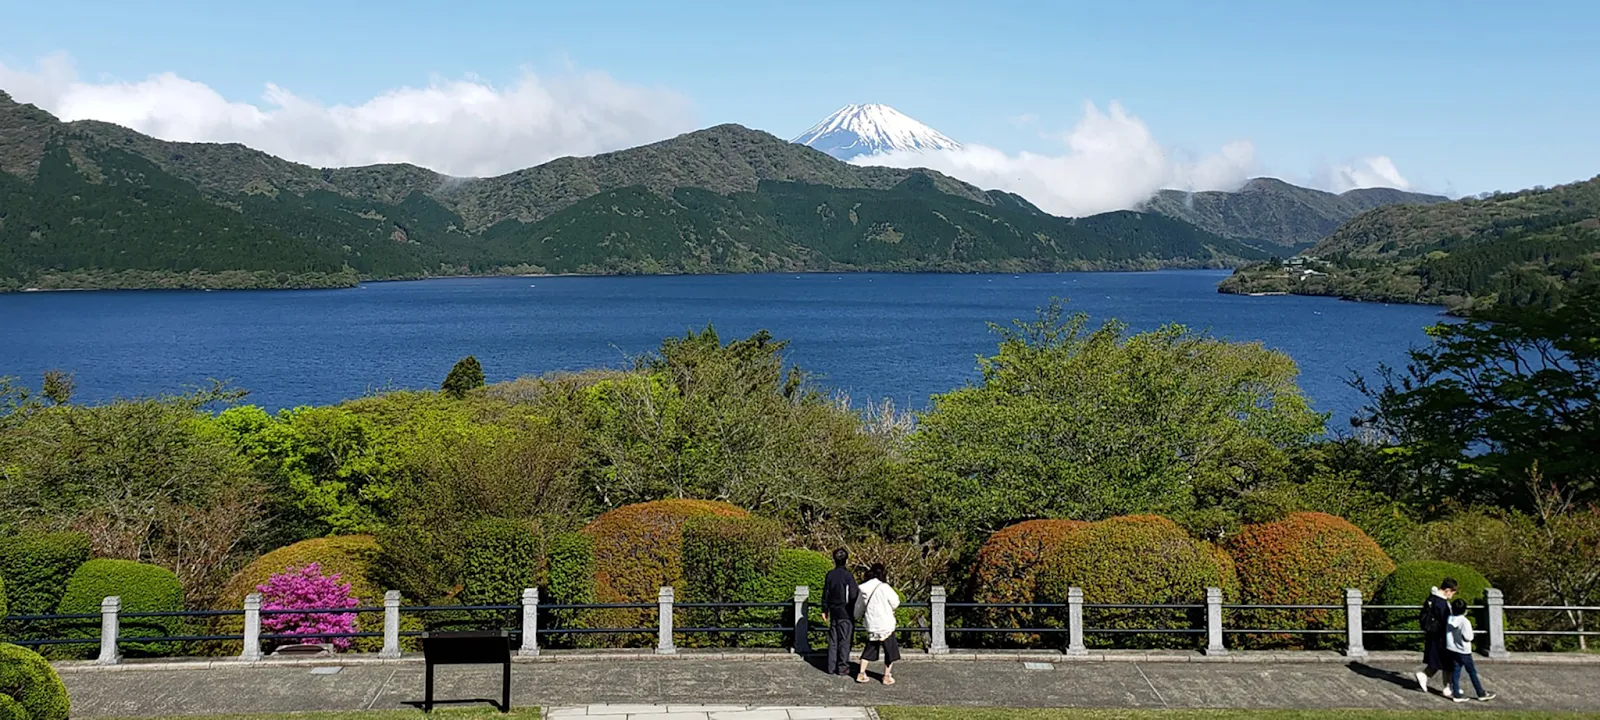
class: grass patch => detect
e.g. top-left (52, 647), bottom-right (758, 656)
top-left (103, 709), bottom-right (542, 720)
top-left (877, 710), bottom-right (1600, 720)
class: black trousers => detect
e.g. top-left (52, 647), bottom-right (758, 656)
top-left (861, 634), bottom-right (901, 666)
top-left (827, 614), bottom-right (854, 674)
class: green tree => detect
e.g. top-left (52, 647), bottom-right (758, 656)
top-left (909, 300), bottom-right (1325, 535)
top-left (441, 356), bottom-right (486, 399)
top-left (1357, 283), bottom-right (1600, 509)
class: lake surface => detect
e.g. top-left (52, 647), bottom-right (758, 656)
top-left (0, 271), bottom-right (1446, 425)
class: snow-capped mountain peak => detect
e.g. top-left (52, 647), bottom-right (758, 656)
top-left (790, 103), bottom-right (961, 161)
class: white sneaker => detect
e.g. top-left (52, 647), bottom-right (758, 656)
top-left (1453, 695), bottom-right (1470, 703)
top-left (1415, 671), bottom-right (1429, 692)
top-left (1478, 693), bottom-right (1497, 702)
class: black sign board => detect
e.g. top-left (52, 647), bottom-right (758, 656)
top-left (420, 630), bottom-right (513, 713)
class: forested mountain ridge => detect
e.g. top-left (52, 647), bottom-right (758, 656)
top-left (1144, 177), bottom-right (1448, 248)
top-left (1, 90), bottom-right (1267, 290)
top-left (1218, 176), bottom-right (1600, 311)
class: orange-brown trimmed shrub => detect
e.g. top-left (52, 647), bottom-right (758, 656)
top-left (970, 520), bottom-right (1089, 644)
top-left (581, 500), bottom-right (749, 603)
top-left (1225, 511), bottom-right (1395, 648)
top-left (1037, 515), bottom-right (1238, 648)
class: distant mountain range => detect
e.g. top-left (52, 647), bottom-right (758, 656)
top-left (1219, 176), bottom-right (1600, 311)
top-left (1143, 179), bottom-right (1450, 249)
top-left (0, 91), bottom-right (1287, 291)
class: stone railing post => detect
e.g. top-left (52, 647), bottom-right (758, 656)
top-left (519, 588), bottom-right (540, 657)
top-left (96, 596), bottom-right (121, 666)
top-left (656, 586), bottom-right (676, 655)
top-left (240, 592), bottom-right (264, 661)
top-left (792, 586), bottom-right (810, 654)
top-left (1344, 588), bottom-right (1367, 658)
top-left (1205, 587), bottom-right (1227, 656)
top-left (1066, 586), bottom-right (1087, 656)
top-left (379, 590), bottom-right (402, 659)
top-left (1485, 588), bottom-right (1509, 658)
top-left (929, 586), bottom-right (949, 655)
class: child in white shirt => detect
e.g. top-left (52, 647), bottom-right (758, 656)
top-left (1446, 598), bottom-right (1496, 702)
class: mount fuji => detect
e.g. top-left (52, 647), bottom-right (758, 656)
top-left (791, 103), bottom-right (962, 161)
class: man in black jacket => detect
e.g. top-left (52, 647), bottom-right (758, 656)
top-left (1417, 577), bottom-right (1459, 693)
top-left (822, 547), bottom-right (860, 676)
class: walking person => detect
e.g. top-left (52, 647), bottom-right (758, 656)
top-left (1416, 577), bottom-right (1458, 693)
top-left (821, 548), bottom-right (860, 677)
top-left (1447, 598), bottom-right (1497, 702)
top-left (854, 563), bottom-right (902, 685)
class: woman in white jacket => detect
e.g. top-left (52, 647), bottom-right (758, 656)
top-left (853, 563), bottom-right (902, 685)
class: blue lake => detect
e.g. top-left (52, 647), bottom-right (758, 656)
top-left (0, 271), bottom-right (1446, 425)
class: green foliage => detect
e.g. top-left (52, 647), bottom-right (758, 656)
top-left (581, 499), bottom-right (749, 603)
top-left (1373, 561), bottom-right (1492, 649)
top-left (459, 519), bottom-right (544, 606)
top-left (216, 535), bottom-right (389, 653)
top-left (55, 559), bottom-right (183, 658)
top-left (1282, 439), bottom-right (1421, 557)
top-left (758, 549), bottom-right (831, 603)
top-left (546, 533), bottom-right (596, 604)
top-left (0, 575), bottom-right (7, 620)
top-left (442, 356), bottom-right (486, 399)
top-left (911, 300), bottom-right (1325, 535)
top-left (681, 516), bottom-right (783, 603)
top-left (0, 643), bottom-right (70, 720)
top-left (1036, 516), bottom-right (1237, 648)
top-left (0, 532), bottom-right (88, 617)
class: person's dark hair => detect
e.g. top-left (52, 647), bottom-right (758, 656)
top-left (1441, 577), bottom-right (1459, 592)
top-left (1451, 598), bottom-right (1468, 616)
top-left (869, 563), bottom-right (888, 583)
top-left (832, 548), bottom-right (849, 567)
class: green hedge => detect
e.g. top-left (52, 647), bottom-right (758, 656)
top-left (682, 516), bottom-right (783, 603)
top-left (459, 519), bottom-right (545, 606)
top-left (759, 549), bottom-right (831, 603)
top-left (547, 533), bottom-right (596, 604)
top-left (0, 643), bottom-right (70, 720)
top-left (55, 559), bottom-right (184, 659)
top-left (0, 575), bottom-right (8, 621)
top-left (0, 532), bottom-right (90, 622)
top-left (1373, 560), bottom-right (1492, 650)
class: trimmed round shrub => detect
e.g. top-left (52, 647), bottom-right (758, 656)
top-left (1037, 516), bottom-right (1238, 648)
top-left (971, 520), bottom-right (1090, 645)
top-left (0, 532), bottom-right (90, 618)
top-left (547, 533), bottom-right (596, 605)
top-left (759, 549), bottom-right (832, 603)
top-left (0, 643), bottom-right (70, 720)
top-left (1373, 560), bottom-right (1492, 650)
top-left (1226, 512), bottom-right (1395, 648)
top-left (56, 559), bottom-right (183, 659)
top-left (459, 519), bottom-right (546, 606)
top-left (682, 516), bottom-right (783, 603)
top-left (581, 499), bottom-right (749, 602)
top-left (217, 535), bottom-right (389, 653)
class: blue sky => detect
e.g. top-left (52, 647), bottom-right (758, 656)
top-left (3, 0), bottom-right (1596, 197)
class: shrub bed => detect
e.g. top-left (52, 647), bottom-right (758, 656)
top-left (55, 559), bottom-right (184, 659)
top-left (216, 535), bottom-right (392, 653)
top-left (1373, 560), bottom-right (1492, 650)
top-left (1225, 511), bottom-right (1395, 648)
top-left (1037, 515), bottom-right (1236, 649)
top-left (0, 643), bottom-right (70, 720)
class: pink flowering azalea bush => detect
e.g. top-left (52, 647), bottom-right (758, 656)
top-left (257, 562), bottom-right (361, 650)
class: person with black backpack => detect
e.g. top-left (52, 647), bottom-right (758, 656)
top-left (1416, 577), bottom-right (1458, 694)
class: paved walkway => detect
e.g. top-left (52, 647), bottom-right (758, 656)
top-left (545, 706), bottom-right (871, 720)
top-left (58, 655), bottom-right (1600, 717)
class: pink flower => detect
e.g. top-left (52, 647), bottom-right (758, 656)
top-left (257, 562), bottom-right (361, 650)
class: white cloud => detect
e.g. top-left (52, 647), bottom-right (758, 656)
top-left (851, 101), bottom-right (1258, 217)
top-left (0, 53), bottom-right (696, 178)
top-left (1319, 156), bottom-right (1412, 193)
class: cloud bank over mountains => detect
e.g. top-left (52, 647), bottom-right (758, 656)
top-left (1, 54), bottom-right (1413, 214)
top-left (0, 53), bottom-right (696, 178)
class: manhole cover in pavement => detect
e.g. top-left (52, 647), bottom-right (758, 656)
top-left (309, 667), bottom-right (342, 675)
top-left (1023, 662), bottom-right (1054, 670)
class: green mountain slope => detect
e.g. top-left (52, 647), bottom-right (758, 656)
top-left (1, 89), bottom-right (1265, 290)
top-left (1144, 177), bottom-right (1447, 248)
top-left (1218, 176), bottom-right (1600, 311)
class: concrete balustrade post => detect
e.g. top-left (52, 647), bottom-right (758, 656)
top-left (1066, 586), bottom-right (1087, 656)
top-left (656, 586), bottom-right (676, 655)
top-left (929, 586), bottom-right (949, 655)
top-left (96, 596), bottom-right (121, 666)
top-left (379, 590), bottom-right (402, 659)
top-left (1486, 588), bottom-right (1509, 658)
top-left (240, 592), bottom-right (264, 662)
top-left (519, 588), bottom-right (540, 657)
top-left (1205, 587), bottom-right (1228, 656)
top-left (792, 586), bottom-right (810, 654)
top-left (1344, 588), bottom-right (1368, 659)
